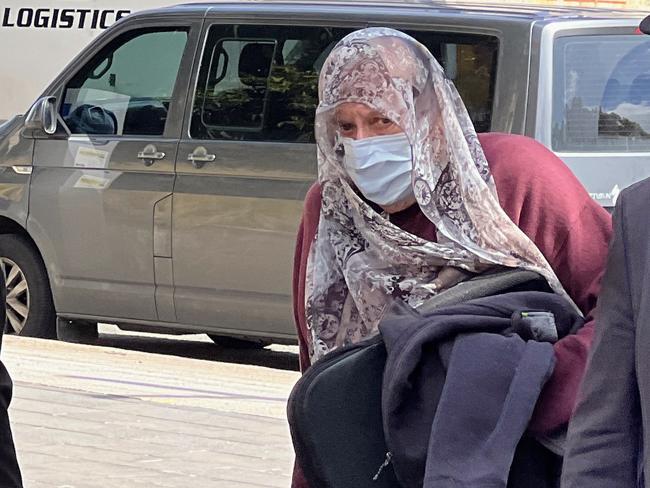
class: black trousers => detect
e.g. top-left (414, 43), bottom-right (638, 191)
top-left (508, 435), bottom-right (562, 488)
top-left (0, 284), bottom-right (23, 487)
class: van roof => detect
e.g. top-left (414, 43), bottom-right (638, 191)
top-left (162, 0), bottom-right (645, 22)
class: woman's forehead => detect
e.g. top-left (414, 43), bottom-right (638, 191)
top-left (335, 102), bottom-right (384, 120)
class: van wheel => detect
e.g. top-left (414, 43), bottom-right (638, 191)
top-left (0, 234), bottom-right (56, 338)
top-left (208, 335), bottom-right (270, 350)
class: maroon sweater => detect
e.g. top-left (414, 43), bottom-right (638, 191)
top-left (292, 133), bottom-right (611, 484)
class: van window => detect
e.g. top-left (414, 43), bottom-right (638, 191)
top-left (407, 31), bottom-right (498, 133)
top-left (552, 34), bottom-right (650, 152)
top-left (191, 25), bottom-right (351, 143)
top-left (191, 26), bottom-right (499, 142)
top-left (61, 27), bottom-right (188, 137)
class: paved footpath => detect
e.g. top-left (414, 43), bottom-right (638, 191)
top-left (0, 332), bottom-right (301, 488)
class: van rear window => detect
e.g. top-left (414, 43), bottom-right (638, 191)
top-left (552, 34), bottom-right (650, 152)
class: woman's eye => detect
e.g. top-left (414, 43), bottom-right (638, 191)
top-left (339, 123), bottom-right (354, 132)
top-left (373, 117), bottom-right (394, 127)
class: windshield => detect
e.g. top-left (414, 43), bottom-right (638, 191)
top-left (552, 33), bottom-right (650, 152)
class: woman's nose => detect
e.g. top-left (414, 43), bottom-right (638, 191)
top-left (355, 125), bottom-right (370, 140)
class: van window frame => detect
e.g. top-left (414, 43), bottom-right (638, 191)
top-left (531, 23), bottom-right (645, 153)
top-left (48, 15), bottom-right (203, 141)
top-left (552, 32), bottom-right (650, 153)
top-left (198, 36), bottom-right (279, 134)
top-left (183, 16), bottom-right (504, 143)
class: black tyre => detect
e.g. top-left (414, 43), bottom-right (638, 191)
top-left (208, 335), bottom-right (270, 350)
top-left (0, 234), bottom-right (55, 338)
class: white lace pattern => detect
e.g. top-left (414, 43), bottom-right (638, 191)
top-left (306, 28), bottom-right (576, 362)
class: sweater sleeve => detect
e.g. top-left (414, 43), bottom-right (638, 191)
top-left (528, 200), bottom-right (611, 434)
top-left (292, 182), bottom-right (322, 373)
top-left (479, 133), bottom-right (612, 434)
top-left (291, 183), bottom-right (322, 488)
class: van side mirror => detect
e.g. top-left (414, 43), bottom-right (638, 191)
top-left (24, 97), bottom-right (58, 136)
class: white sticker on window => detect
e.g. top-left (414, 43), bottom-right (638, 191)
top-left (74, 146), bottom-right (109, 168)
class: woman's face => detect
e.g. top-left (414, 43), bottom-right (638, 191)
top-left (335, 102), bottom-right (403, 140)
top-left (335, 102), bottom-right (415, 214)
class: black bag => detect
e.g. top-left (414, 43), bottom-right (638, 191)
top-left (287, 269), bottom-right (552, 488)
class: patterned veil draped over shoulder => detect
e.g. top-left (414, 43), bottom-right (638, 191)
top-left (305, 27), bottom-right (575, 362)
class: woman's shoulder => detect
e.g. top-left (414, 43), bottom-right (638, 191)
top-left (479, 133), bottom-right (569, 175)
top-left (477, 132), bottom-right (604, 228)
top-left (478, 132), bottom-right (586, 195)
top-left (299, 182), bottom-right (323, 240)
top-left (304, 181), bottom-right (322, 214)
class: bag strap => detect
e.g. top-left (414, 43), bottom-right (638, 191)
top-left (382, 268), bottom-right (551, 322)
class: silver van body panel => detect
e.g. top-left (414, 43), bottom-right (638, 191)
top-left (27, 142), bottom-right (177, 319)
top-left (0, 117), bottom-right (33, 228)
top-left (25, 16), bottom-right (202, 320)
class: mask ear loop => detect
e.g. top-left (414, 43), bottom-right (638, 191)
top-left (332, 130), bottom-right (361, 196)
top-left (334, 131), bottom-right (346, 158)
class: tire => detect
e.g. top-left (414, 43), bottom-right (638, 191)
top-left (0, 234), bottom-right (56, 338)
top-left (56, 318), bottom-right (98, 344)
top-left (208, 335), bottom-right (270, 350)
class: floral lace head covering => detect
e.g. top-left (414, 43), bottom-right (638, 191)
top-left (305, 27), bottom-right (575, 362)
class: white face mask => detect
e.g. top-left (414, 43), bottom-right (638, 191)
top-left (341, 133), bottom-right (414, 207)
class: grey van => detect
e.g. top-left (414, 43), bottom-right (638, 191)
top-left (0, 1), bottom-right (646, 344)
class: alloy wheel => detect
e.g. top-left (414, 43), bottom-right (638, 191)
top-left (0, 258), bottom-right (29, 334)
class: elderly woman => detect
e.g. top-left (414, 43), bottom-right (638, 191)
top-left (292, 28), bottom-right (611, 486)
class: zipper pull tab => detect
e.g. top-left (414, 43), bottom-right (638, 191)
top-left (372, 451), bottom-right (393, 481)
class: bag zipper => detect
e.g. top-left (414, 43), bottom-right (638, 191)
top-left (372, 451), bottom-right (393, 481)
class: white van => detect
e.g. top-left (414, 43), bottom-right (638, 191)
top-left (0, 0), bottom-right (220, 121)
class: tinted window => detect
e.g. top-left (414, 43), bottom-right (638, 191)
top-left (191, 25), bottom-right (351, 143)
top-left (408, 31), bottom-right (498, 133)
top-left (61, 28), bottom-right (188, 137)
top-left (191, 25), bottom-right (498, 142)
top-left (552, 34), bottom-right (650, 152)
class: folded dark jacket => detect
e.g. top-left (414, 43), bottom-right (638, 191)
top-left (380, 291), bottom-right (583, 488)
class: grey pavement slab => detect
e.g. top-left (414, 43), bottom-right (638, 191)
top-left (1, 335), bottom-right (301, 488)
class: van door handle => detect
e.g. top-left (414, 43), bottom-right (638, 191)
top-left (187, 153), bottom-right (216, 163)
top-left (188, 147), bottom-right (216, 169)
top-left (137, 144), bottom-right (166, 166)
